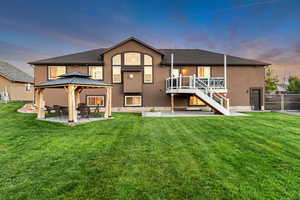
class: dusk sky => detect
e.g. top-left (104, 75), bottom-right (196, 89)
top-left (1, 0), bottom-right (300, 78)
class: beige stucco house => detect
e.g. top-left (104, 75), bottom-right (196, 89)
top-left (0, 61), bottom-right (34, 101)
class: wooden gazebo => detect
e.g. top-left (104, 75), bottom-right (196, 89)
top-left (34, 72), bottom-right (113, 122)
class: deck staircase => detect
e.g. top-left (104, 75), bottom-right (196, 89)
top-left (166, 75), bottom-right (230, 115)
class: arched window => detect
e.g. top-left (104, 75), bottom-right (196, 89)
top-left (144, 54), bottom-right (153, 83)
top-left (112, 54), bottom-right (121, 83)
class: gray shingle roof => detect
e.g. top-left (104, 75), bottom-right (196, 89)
top-left (159, 49), bottom-right (269, 66)
top-left (29, 48), bottom-right (107, 65)
top-left (0, 61), bottom-right (34, 83)
top-left (28, 38), bottom-right (270, 66)
top-left (36, 72), bottom-right (111, 87)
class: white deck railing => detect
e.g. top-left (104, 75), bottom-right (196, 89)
top-left (166, 75), bottom-right (225, 91)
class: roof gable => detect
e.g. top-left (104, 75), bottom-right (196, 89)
top-left (100, 37), bottom-right (164, 56)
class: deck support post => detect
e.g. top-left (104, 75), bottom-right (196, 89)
top-left (171, 93), bottom-right (174, 113)
top-left (224, 54), bottom-right (227, 90)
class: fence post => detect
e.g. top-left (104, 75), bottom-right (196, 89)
top-left (281, 94), bottom-right (284, 111)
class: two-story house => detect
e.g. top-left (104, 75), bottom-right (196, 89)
top-left (29, 37), bottom-right (269, 115)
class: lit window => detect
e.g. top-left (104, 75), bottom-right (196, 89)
top-left (197, 67), bottom-right (211, 78)
top-left (189, 95), bottom-right (206, 106)
top-left (144, 54), bottom-right (152, 65)
top-left (87, 96), bottom-right (105, 106)
top-left (144, 66), bottom-right (152, 83)
top-left (112, 54), bottom-right (121, 65)
top-left (25, 83), bottom-right (31, 92)
top-left (112, 66), bottom-right (121, 83)
top-left (48, 66), bottom-right (66, 79)
top-left (89, 66), bottom-right (103, 80)
top-left (124, 52), bottom-right (141, 65)
top-left (144, 54), bottom-right (153, 83)
top-left (112, 54), bottom-right (122, 83)
top-left (125, 96), bottom-right (142, 107)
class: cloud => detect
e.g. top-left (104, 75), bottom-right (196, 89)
top-left (257, 48), bottom-right (286, 60)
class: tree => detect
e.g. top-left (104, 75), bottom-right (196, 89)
top-left (287, 76), bottom-right (300, 94)
top-left (265, 67), bottom-right (279, 93)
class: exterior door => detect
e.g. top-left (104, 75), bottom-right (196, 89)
top-left (251, 88), bottom-right (261, 110)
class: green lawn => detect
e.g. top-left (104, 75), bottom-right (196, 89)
top-left (0, 102), bottom-right (300, 200)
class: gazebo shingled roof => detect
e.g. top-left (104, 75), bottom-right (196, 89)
top-left (35, 72), bottom-right (112, 88)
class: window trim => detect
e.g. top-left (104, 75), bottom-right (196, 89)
top-left (88, 66), bottom-right (104, 80)
top-left (124, 52), bottom-right (141, 66)
top-left (112, 53), bottom-right (122, 83)
top-left (197, 66), bottom-right (211, 78)
top-left (86, 95), bottom-right (105, 107)
top-left (143, 54), bottom-right (153, 84)
top-left (124, 95), bottom-right (142, 107)
top-left (48, 66), bottom-right (66, 80)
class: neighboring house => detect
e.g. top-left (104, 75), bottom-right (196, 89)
top-left (29, 37), bottom-right (269, 114)
top-left (0, 61), bottom-right (34, 101)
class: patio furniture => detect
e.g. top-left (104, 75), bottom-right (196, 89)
top-left (45, 105), bottom-right (54, 114)
top-left (53, 105), bottom-right (62, 116)
top-left (60, 106), bottom-right (69, 116)
top-left (79, 106), bottom-right (90, 118)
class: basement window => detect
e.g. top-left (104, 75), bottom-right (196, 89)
top-left (189, 95), bottom-right (206, 106)
top-left (87, 95), bottom-right (105, 106)
top-left (124, 96), bottom-right (142, 107)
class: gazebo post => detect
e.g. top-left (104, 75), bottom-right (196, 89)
top-left (75, 87), bottom-right (82, 107)
top-left (108, 87), bottom-right (112, 117)
top-left (105, 86), bottom-right (110, 118)
top-left (37, 88), bottom-right (45, 119)
top-left (68, 84), bottom-right (77, 122)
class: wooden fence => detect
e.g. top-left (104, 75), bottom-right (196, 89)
top-left (265, 94), bottom-right (300, 110)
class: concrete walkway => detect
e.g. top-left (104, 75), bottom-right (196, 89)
top-left (276, 110), bottom-right (300, 116)
top-left (143, 111), bottom-right (249, 117)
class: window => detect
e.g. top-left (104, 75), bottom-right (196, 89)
top-left (125, 96), bottom-right (142, 107)
top-left (189, 95), bottom-right (206, 106)
top-left (144, 55), bottom-right (153, 83)
top-left (112, 54), bottom-right (121, 65)
top-left (48, 66), bottom-right (66, 79)
top-left (89, 66), bottom-right (103, 80)
top-left (87, 96), bottom-right (105, 106)
top-left (25, 83), bottom-right (31, 92)
top-left (124, 52), bottom-right (141, 65)
top-left (197, 67), bottom-right (211, 78)
top-left (112, 54), bottom-right (122, 83)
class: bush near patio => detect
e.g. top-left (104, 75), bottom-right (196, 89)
top-left (0, 102), bottom-right (300, 200)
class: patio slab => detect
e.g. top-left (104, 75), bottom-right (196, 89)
top-left (38, 116), bottom-right (113, 125)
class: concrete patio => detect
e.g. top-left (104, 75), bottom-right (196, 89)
top-left (142, 111), bottom-right (249, 117)
top-left (38, 115), bottom-right (113, 125)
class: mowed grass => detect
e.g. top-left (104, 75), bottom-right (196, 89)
top-left (0, 102), bottom-right (300, 200)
